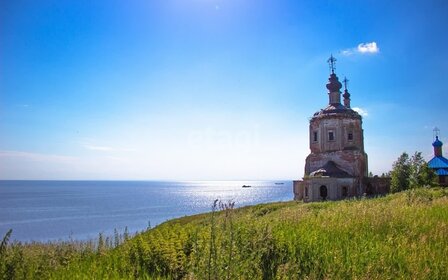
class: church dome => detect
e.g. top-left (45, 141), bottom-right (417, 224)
top-left (433, 136), bottom-right (443, 147)
top-left (326, 73), bottom-right (342, 92)
top-left (312, 105), bottom-right (361, 119)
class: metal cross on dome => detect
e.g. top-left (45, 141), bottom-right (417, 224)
top-left (327, 54), bottom-right (337, 74)
top-left (343, 77), bottom-right (349, 90)
top-left (434, 127), bottom-right (440, 139)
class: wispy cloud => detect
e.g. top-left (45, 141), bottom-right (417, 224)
top-left (17, 104), bottom-right (31, 108)
top-left (83, 144), bottom-right (115, 152)
top-left (341, 42), bottom-right (380, 56)
top-left (82, 144), bottom-right (136, 152)
top-left (352, 107), bottom-right (368, 117)
top-left (0, 150), bottom-right (77, 163)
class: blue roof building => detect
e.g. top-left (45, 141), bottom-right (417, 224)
top-left (428, 135), bottom-right (448, 186)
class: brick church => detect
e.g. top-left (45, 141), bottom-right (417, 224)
top-left (293, 55), bottom-right (389, 202)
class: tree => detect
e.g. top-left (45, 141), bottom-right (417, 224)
top-left (390, 152), bottom-right (411, 193)
top-left (390, 151), bottom-right (438, 193)
top-left (418, 164), bottom-right (438, 187)
top-left (409, 152), bottom-right (437, 188)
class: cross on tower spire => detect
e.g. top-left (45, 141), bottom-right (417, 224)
top-left (434, 127), bottom-right (440, 139)
top-left (327, 54), bottom-right (337, 74)
top-left (342, 76), bottom-right (351, 108)
top-left (343, 77), bottom-right (349, 90)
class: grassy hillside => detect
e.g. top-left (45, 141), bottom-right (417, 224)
top-left (1, 188), bottom-right (448, 279)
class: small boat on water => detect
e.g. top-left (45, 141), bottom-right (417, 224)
top-left (275, 182), bottom-right (284, 185)
top-left (242, 185), bottom-right (251, 188)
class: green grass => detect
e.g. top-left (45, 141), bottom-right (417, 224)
top-left (1, 188), bottom-right (448, 279)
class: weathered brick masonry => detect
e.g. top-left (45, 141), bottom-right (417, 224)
top-left (293, 56), bottom-right (389, 202)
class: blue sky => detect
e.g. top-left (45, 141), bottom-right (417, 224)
top-left (1, 0), bottom-right (447, 180)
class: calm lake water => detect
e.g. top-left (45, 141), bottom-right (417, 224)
top-left (0, 180), bottom-right (293, 242)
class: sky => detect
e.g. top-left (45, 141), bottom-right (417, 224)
top-left (1, 0), bottom-right (447, 180)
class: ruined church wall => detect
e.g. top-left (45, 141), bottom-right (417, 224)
top-left (309, 115), bottom-right (364, 154)
top-left (294, 177), bottom-right (359, 202)
top-left (305, 150), bottom-right (368, 178)
top-left (293, 180), bottom-right (304, 200)
top-left (305, 113), bottom-right (367, 178)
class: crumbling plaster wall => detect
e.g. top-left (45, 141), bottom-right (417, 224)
top-left (306, 113), bottom-right (367, 178)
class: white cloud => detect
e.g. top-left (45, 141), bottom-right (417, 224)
top-left (352, 107), bottom-right (368, 117)
top-left (341, 42), bottom-right (379, 56)
top-left (357, 42), bottom-right (379, 54)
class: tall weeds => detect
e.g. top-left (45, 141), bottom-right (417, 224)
top-left (207, 199), bottom-right (218, 280)
top-left (220, 200), bottom-right (235, 280)
top-left (1, 189), bottom-right (447, 279)
top-left (0, 229), bottom-right (12, 257)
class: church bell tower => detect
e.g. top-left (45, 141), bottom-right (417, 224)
top-left (294, 55), bottom-right (370, 202)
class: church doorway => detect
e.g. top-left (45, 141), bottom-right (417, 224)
top-left (320, 185), bottom-right (328, 200)
top-left (342, 186), bottom-right (348, 198)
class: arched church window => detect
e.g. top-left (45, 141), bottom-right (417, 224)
top-left (348, 132), bottom-right (353, 141)
top-left (320, 185), bottom-right (328, 200)
top-left (313, 131), bottom-right (318, 142)
top-left (328, 131), bottom-right (335, 141)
